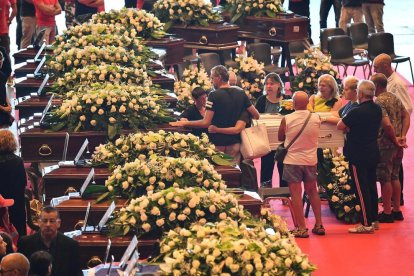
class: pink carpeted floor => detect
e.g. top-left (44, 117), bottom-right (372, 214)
top-left (261, 67), bottom-right (414, 275)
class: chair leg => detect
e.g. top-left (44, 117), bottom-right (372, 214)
top-left (409, 59), bottom-right (414, 85)
top-left (344, 65), bottom-right (348, 77)
top-left (353, 66), bottom-right (357, 76)
top-left (303, 193), bottom-right (311, 218)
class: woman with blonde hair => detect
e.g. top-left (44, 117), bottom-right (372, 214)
top-left (0, 130), bottom-right (27, 237)
top-left (308, 74), bottom-right (341, 112)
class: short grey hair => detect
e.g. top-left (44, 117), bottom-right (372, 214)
top-left (357, 80), bottom-right (376, 98)
top-left (211, 65), bottom-right (229, 82)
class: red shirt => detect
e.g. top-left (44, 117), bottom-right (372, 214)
top-left (0, 0), bottom-right (16, 35)
top-left (33, 0), bottom-right (58, 27)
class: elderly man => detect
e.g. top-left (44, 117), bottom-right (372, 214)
top-left (170, 65), bottom-right (259, 163)
top-left (18, 206), bottom-right (80, 276)
top-left (371, 73), bottom-right (410, 223)
top-left (373, 53), bottom-right (412, 205)
top-left (0, 253), bottom-right (30, 276)
top-left (338, 80), bottom-right (382, 233)
top-left (278, 91), bottom-right (324, 238)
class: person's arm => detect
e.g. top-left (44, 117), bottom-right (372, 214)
top-left (208, 120), bottom-right (247, 135)
top-left (399, 107), bottom-right (410, 148)
top-left (381, 115), bottom-right (401, 147)
top-left (247, 105), bottom-right (260, 120)
top-left (9, 3), bottom-right (17, 23)
top-left (54, 0), bottom-right (62, 15)
top-left (278, 117), bottom-right (286, 142)
top-left (170, 110), bottom-right (213, 128)
top-left (330, 99), bottom-right (342, 111)
top-left (79, 0), bottom-right (104, 7)
top-left (307, 95), bottom-right (315, 111)
top-left (322, 111), bottom-right (340, 124)
top-left (337, 119), bottom-right (349, 132)
top-left (33, 0), bottom-right (57, 15)
top-left (0, 98), bottom-right (12, 113)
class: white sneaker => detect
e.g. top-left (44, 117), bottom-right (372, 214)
top-left (372, 221), bottom-right (380, 230)
top-left (348, 224), bottom-right (374, 234)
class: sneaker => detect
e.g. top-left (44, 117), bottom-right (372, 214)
top-left (348, 224), bottom-right (374, 234)
top-left (392, 210), bottom-right (404, 221)
top-left (372, 221), bottom-right (380, 230)
top-left (291, 228), bottom-right (309, 238)
top-left (311, 224), bottom-right (326, 235)
top-left (378, 212), bottom-right (394, 223)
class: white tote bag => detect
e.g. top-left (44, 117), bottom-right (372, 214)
top-left (240, 123), bottom-right (271, 159)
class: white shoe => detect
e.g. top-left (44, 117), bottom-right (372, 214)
top-left (372, 221), bottom-right (380, 230)
top-left (348, 224), bottom-right (374, 234)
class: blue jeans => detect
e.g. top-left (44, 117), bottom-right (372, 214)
top-left (320, 0), bottom-right (342, 29)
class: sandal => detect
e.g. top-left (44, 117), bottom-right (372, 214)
top-left (312, 224), bottom-right (326, 235)
top-left (291, 228), bottom-right (309, 238)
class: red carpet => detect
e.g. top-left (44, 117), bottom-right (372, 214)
top-left (263, 66), bottom-right (414, 275)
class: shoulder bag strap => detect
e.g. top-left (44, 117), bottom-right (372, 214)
top-left (285, 112), bottom-right (312, 150)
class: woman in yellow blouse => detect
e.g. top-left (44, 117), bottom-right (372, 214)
top-left (308, 74), bottom-right (341, 113)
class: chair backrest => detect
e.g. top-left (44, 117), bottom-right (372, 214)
top-left (176, 60), bottom-right (191, 80)
top-left (320, 27), bottom-right (346, 54)
top-left (247, 42), bottom-right (272, 65)
top-left (347, 22), bottom-right (369, 47)
top-left (198, 53), bottom-right (221, 76)
top-left (328, 35), bottom-right (354, 60)
top-left (289, 40), bottom-right (310, 59)
top-left (367, 32), bottom-right (396, 60)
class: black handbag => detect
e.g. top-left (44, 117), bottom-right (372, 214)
top-left (274, 112), bottom-right (312, 162)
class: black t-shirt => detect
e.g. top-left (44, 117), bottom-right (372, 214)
top-left (181, 105), bottom-right (208, 137)
top-left (206, 87), bottom-right (252, 146)
top-left (75, 0), bottom-right (98, 17)
top-left (342, 100), bottom-right (382, 167)
top-left (20, 0), bottom-right (36, 17)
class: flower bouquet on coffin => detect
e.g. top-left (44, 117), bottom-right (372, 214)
top-left (229, 56), bottom-right (265, 102)
top-left (226, 0), bottom-right (286, 23)
top-left (173, 65), bottom-right (212, 112)
top-left (90, 8), bottom-right (166, 39)
top-left (153, 0), bottom-right (222, 30)
top-left (107, 187), bottom-right (247, 238)
top-left (291, 48), bottom-right (342, 95)
top-left (319, 149), bottom-right (360, 223)
top-left (278, 99), bottom-right (294, 115)
top-left (100, 155), bottom-right (227, 202)
top-left (41, 83), bottom-right (173, 139)
top-left (91, 131), bottom-right (234, 170)
top-left (157, 218), bottom-right (316, 275)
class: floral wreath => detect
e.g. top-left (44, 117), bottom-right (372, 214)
top-left (226, 0), bottom-right (285, 23)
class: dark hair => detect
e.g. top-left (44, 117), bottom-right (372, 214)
top-left (264, 73), bottom-right (284, 98)
top-left (29, 251), bottom-right (52, 276)
top-left (370, 73), bottom-right (388, 89)
top-left (191, 87), bottom-right (207, 99)
top-left (0, 232), bottom-right (14, 256)
top-left (211, 65), bottom-right (229, 82)
top-left (41, 206), bottom-right (60, 219)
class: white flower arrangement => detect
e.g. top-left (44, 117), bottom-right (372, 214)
top-left (42, 83), bottom-right (172, 139)
top-left (51, 64), bottom-right (152, 95)
top-left (320, 149), bottom-right (360, 223)
top-left (107, 187), bottom-right (247, 237)
top-left (229, 56), bottom-right (265, 100)
top-left (226, 0), bottom-right (286, 23)
top-left (153, 0), bottom-right (222, 29)
top-left (91, 131), bottom-right (233, 169)
top-left (173, 65), bottom-right (212, 111)
top-left (103, 155), bottom-right (227, 201)
top-left (158, 218), bottom-right (316, 275)
top-left (90, 8), bottom-right (166, 39)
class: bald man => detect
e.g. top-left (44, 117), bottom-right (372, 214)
top-left (278, 91), bottom-right (324, 238)
top-left (0, 253), bottom-right (30, 276)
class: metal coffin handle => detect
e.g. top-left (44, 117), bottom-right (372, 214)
top-left (199, 35), bottom-right (208, 45)
top-left (269, 27), bottom-right (277, 37)
top-left (38, 144), bottom-right (52, 156)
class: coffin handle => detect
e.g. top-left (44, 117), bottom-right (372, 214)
top-left (74, 220), bottom-right (85, 231)
top-left (38, 144), bottom-right (52, 156)
top-left (87, 256), bottom-right (103, 269)
top-left (199, 35), bottom-right (208, 45)
top-left (269, 27), bottom-right (277, 37)
top-left (318, 134), bottom-right (332, 139)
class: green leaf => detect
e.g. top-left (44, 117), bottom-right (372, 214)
top-left (74, 121), bottom-right (82, 132)
top-left (231, 13), bottom-right (242, 24)
top-left (211, 155), bottom-right (235, 166)
top-left (82, 185), bottom-right (109, 199)
top-left (164, 21), bottom-right (173, 31)
top-left (108, 124), bottom-right (117, 140)
top-left (123, 225), bottom-right (130, 236)
top-left (199, 19), bottom-right (209, 27)
top-left (266, 10), bottom-right (277, 18)
top-left (95, 192), bottom-right (110, 204)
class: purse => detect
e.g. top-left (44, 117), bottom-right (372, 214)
top-left (240, 121), bottom-right (271, 160)
top-left (274, 112), bottom-right (312, 163)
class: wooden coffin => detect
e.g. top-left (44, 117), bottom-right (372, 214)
top-left (240, 14), bottom-right (309, 42)
top-left (169, 23), bottom-right (239, 50)
top-left (253, 113), bottom-right (344, 150)
top-left (15, 73), bottom-right (175, 98)
top-left (43, 166), bottom-right (241, 201)
top-left (13, 46), bottom-right (52, 64)
top-left (55, 198), bottom-right (128, 232)
top-left (14, 61), bottom-right (40, 78)
top-left (145, 37), bottom-right (185, 66)
top-left (20, 123), bottom-right (190, 162)
top-left (15, 93), bottom-right (178, 120)
top-left (74, 234), bottom-right (157, 268)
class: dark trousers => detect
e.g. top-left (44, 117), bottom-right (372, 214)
top-left (289, 0), bottom-right (312, 40)
top-left (260, 150), bottom-right (287, 187)
top-left (400, 163), bottom-right (404, 200)
top-left (320, 0), bottom-right (342, 28)
top-left (349, 163), bottom-right (378, 226)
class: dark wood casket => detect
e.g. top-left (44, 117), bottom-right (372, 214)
top-left (14, 61), bottom-right (39, 78)
top-left (13, 46), bottom-right (53, 64)
top-left (43, 166), bottom-right (241, 201)
top-left (20, 123), bottom-right (190, 162)
top-left (144, 37), bottom-right (185, 66)
top-left (15, 93), bottom-right (178, 120)
top-left (14, 73), bottom-right (175, 98)
top-left (74, 233), bottom-right (157, 268)
top-left (169, 23), bottom-right (239, 50)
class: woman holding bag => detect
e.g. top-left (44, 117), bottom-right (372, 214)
top-left (255, 73), bottom-right (290, 188)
